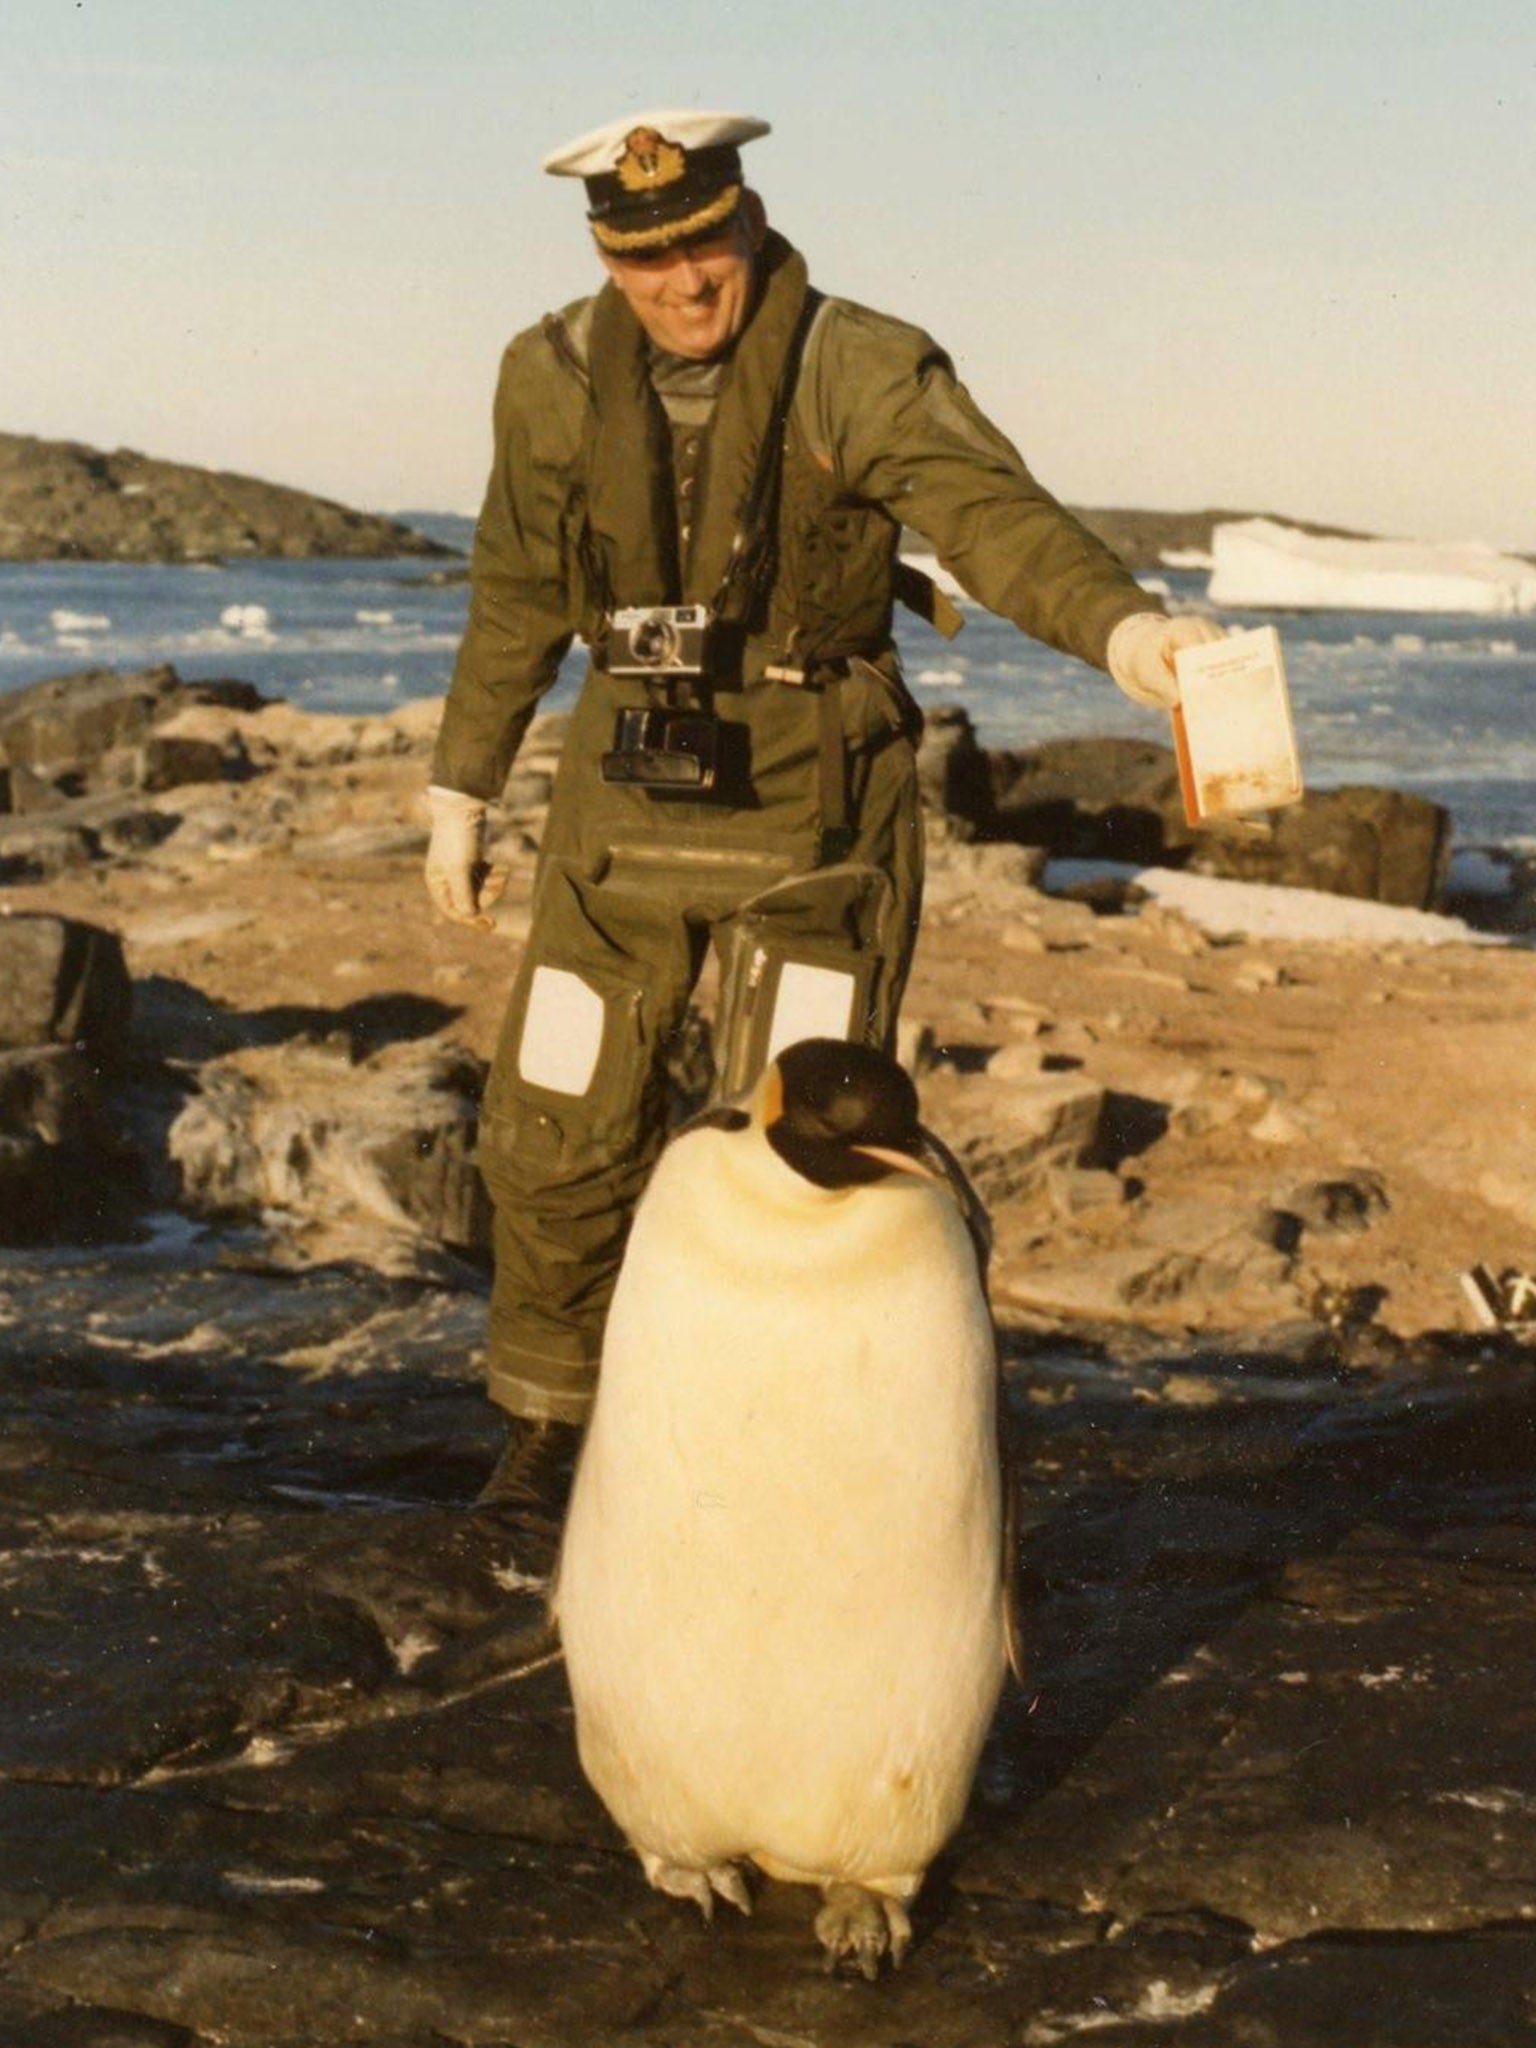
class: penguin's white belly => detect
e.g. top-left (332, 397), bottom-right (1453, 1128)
top-left (557, 1133), bottom-right (1007, 1888)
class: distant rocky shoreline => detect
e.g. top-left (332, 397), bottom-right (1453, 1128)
top-left (0, 427), bottom-right (1381, 571)
top-left (0, 431), bottom-right (451, 564)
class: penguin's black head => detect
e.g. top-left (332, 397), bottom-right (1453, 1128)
top-left (761, 1038), bottom-right (926, 1190)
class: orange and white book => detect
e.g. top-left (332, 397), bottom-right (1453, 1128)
top-left (1171, 625), bottom-right (1302, 825)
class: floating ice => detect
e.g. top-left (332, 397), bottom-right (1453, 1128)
top-left (1209, 519), bottom-right (1536, 615)
top-left (220, 603), bottom-right (272, 636)
top-left (356, 608), bottom-right (395, 625)
top-left (50, 609), bottom-right (110, 633)
top-left (916, 666), bottom-right (966, 688)
top-left (900, 551), bottom-right (968, 601)
top-left (1160, 547), bottom-right (1214, 571)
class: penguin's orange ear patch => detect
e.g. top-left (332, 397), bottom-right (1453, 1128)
top-left (759, 1062), bottom-right (784, 1131)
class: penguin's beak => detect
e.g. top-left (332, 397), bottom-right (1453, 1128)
top-left (848, 1144), bottom-right (942, 1182)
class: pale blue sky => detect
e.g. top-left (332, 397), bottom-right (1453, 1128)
top-left (4, 0), bottom-right (1533, 545)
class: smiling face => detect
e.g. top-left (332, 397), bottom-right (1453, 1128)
top-left (598, 193), bottom-right (767, 360)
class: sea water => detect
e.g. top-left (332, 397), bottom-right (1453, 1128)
top-left (2, 512), bottom-right (1532, 852)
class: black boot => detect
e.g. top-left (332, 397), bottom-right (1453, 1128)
top-left (473, 1414), bottom-right (583, 1570)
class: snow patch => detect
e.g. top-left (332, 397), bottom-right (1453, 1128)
top-left (1048, 860), bottom-right (1500, 948)
top-left (49, 609), bottom-right (110, 632)
top-left (492, 1561), bottom-right (548, 1594)
top-left (223, 1870), bottom-right (327, 1896)
top-left (389, 1628), bottom-right (440, 1674)
top-left (1434, 1787), bottom-right (1536, 1817)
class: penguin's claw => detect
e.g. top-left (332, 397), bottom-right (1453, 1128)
top-left (815, 1883), bottom-right (912, 1979)
top-left (639, 1852), bottom-right (752, 1923)
top-left (707, 1862), bottom-right (754, 1916)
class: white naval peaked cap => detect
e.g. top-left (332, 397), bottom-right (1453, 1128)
top-left (542, 109), bottom-right (771, 252)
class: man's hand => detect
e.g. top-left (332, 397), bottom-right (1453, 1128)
top-left (425, 785), bottom-right (509, 931)
top-left (1107, 612), bottom-right (1227, 711)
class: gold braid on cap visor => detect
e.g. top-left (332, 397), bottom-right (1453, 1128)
top-left (590, 183), bottom-right (743, 254)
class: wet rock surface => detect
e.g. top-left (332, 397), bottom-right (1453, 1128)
top-left (2, 1230), bottom-right (1534, 2045)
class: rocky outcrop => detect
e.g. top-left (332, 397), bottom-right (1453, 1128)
top-left (1190, 783), bottom-right (1454, 908)
top-left (169, 1036), bottom-right (490, 1269)
top-left (0, 1043), bottom-right (139, 1240)
top-left (917, 712), bottom-right (1454, 909)
top-left (989, 733), bottom-right (1196, 865)
top-left (0, 663), bottom-right (264, 796)
top-left (0, 912), bottom-right (133, 1052)
top-left (0, 915), bottom-right (139, 1241)
top-left (0, 431), bottom-right (453, 562)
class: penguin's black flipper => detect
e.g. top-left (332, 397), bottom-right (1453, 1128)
top-left (914, 1124), bottom-right (992, 1286)
top-left (996, 1369), bottom-right (1026, 1687)
top-left (912, 1122), bottom-right (1019, 1676)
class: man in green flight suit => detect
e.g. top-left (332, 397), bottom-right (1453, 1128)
top-left (426, 108), bottom-right (1222, 1526)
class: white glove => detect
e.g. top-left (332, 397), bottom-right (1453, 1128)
top-left (1107, 612), bottom-right (1227, 711)
top-left (424, 785), bottom-right (509, 930)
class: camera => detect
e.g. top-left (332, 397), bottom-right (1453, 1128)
top-left (606, 603), bottom-right (712, 677)
top-left (600, 706), bottom-right (720, 792)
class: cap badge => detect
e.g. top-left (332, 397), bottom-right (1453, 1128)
top-left (615, 126), bottom-right (687, 193)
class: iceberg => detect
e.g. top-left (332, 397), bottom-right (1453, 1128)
top-left (1208, 518), bottom-right (1536, 615)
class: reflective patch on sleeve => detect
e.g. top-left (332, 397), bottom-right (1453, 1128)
top-left (764, 962), bottom-right (857, 1067)
top-left (518, 965), bottom-right (605, 1095)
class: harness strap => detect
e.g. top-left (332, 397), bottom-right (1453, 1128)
top-left (815, 671), bottom-right (853, 866)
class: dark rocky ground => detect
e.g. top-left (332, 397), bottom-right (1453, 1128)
top-left (3, 1226), bottom-right (1535, 2047)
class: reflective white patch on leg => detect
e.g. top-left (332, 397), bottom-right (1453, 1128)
top-left (765, 962), bottom-right (857, 1065)
top-left (518, 966), bottom-right (605, 1095)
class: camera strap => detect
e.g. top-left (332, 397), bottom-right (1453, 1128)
top-left (709, 283), bottom-right (823, 628)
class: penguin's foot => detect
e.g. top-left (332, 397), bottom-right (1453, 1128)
top-left (639, 1850), bottom-right (753, 1924)
top-left (815, 1883), bottom-right (912, 1980)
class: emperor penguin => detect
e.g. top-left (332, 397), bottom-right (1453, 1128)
top-left (554, 1037), bottom-right (1021, 1978)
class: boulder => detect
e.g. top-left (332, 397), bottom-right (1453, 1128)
top-left (0, 664), bottom-right (264, 786)
top-left (1, 760), bottom-right (81, 814)
top-left (925, 1067), bottom-right (1109, 1207)
top-left (0, 816), bottom-right (96, 879)
top-left (169, 1036), bottom-right (491, 1258)
top-left (988, 735), bottom-right (1193, 864)
top-left (0, 1045), bottom-right (139, 1241)
top-left (0, 914), bottom-right (133, 1055)
top-left (100, 732), bottom-right (241, 794)
top-left (915, 704), bottom-right (997, 833)
top-left (1192, 785), bottom-right (1452, 908)
top-left (980, 736), bottom-right (1453, 908)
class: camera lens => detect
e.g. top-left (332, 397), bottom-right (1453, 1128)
top-left (630, 614), bottom-right (681, 667)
